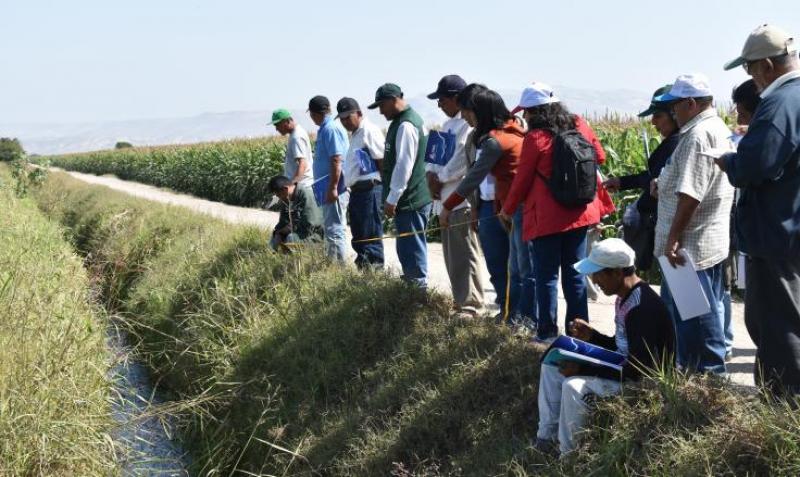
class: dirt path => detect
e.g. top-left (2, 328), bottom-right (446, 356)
top-left (59, 169), bottom-right (756, 386)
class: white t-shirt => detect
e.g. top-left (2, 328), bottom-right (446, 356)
top-left (344, 117), bottom-right (385, 188)
top-left (425, 112), bottom-right (472, 214)
top-left (284, 124), bottom-right (314, 188)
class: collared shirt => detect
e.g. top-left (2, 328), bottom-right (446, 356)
top-left (654, 108), bottom-right (735, 270)
top-left (425, 111), bottom-right (472, 214)
top-left (312, 114), bottom-right (349, 180)
top-left (387, 121), bottom-right (429, 206)
top-left (343, 117), bottom-right (385, 188)
top-left (284, 124), bottom-right (314, 188)
top-left (479, 176), bottom-right (496, 201)
top-left (760, 70), bottom-right (800, 98)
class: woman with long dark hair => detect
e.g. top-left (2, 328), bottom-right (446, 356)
top-left (439, 87), bottom-right (535, 328)
top-left (501, 82), bottom-right (614, 342)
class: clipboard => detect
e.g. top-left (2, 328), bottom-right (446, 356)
top-left (657, 249), bottom-right (712, 321)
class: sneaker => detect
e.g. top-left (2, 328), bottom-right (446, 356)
top-left (725, 350), bottom-right (734, 362)
top-left (531, 437), bottom-right (559, 457)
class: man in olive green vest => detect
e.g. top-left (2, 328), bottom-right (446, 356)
top-left (368, 83), bottom-right (433, 288)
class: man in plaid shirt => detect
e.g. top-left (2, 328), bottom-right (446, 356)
top-left (652, 74), bottom-right (735, 374)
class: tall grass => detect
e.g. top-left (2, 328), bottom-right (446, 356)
top-left (0, 166), bottom-right (114, 475)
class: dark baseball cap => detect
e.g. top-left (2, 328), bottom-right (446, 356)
top-left (427, 74), bottom-right (467, 99)
top-left (336, 97), bottom-right (360, 118)
top-left (307, 95), bottom-right (330, 113)
top-left (638, 84), bottom-right (673, 117)
top-left (367, 83), bottom-right (403, 109)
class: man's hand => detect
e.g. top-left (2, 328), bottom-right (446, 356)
top-left (558, 361), bottom-right (582, 378)
top-left (384, 202), bottom-right (396, 218)
top-left (650, 179), bottom-right (659, 199)
top-left (603, 177), bottom-right (621, 193)
top-left (426, 172), bottom-right (443, 200)
top-left (664, 238), bottom-right (685, 268)
top-left (498, 211), bottom-right (513, 231)
top-left (568, 318), bottom-right (594, 341)
top-left (439, 207), bottom-right (451, 228)
top-left (325, 188), bottom-right (339, 204)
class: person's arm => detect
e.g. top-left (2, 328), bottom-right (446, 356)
top-left (387, 122), bottom-right (418, 206)
top-left (325, 126), bottom-right (348, 203)
top-left (364, 124), bottom-right (385, 176)
top-left (292, 158), bottom-right (308, 184)
top-left (442, 138), bottom-right (502, 211)
top-left (617, 170), bottom-right (652, 191)
top-left (722, 114), bottom-right (797, 187)
top-left (501, 133), bottom-right (543, 216)
top-left (664, 194), bottom-right (700, 266)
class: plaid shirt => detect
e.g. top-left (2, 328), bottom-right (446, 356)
top-left (654, 109), bottom-right (735, 270)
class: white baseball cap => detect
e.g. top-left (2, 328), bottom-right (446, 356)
top-left (724, 24), bottom-right (797, 71)
top-left (654, 74), bottom-right (713, 102)
top-left (573, 238), bottom-right (636, 275)
top-left (511, 82), bottom-right (560, 114)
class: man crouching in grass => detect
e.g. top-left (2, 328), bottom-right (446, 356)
top-left (534, 238), bottom-right (676, 456)
top-left (268, 175), bottom-right (323, 252)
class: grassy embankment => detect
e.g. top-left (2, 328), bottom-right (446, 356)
top-left (31, 169), bottom-right (800, 476)
top-left (0, 166), bottom-right (114, 475)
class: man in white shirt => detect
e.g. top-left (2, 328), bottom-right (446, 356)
top-left (368, 83), bottom-right (433, 288)
top-left (426, 75), bottom-right (485, 317)
top-left (337, 97), bottom-right (385, 268)
top-left (270, 108), bottom-right (314, 188)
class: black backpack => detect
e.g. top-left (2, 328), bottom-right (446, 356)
top-left (539, 128), bottom-right (598, 207)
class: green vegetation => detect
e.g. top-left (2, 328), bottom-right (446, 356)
top-left (30, 169), bottom-right (800, 476)
top-left (0, 137), bottom-right (24, 162)
top-left (41, 137), bottom-right (286, 206)
top-left (114, 141), bottom-right (133, 149)
top-left (0, 166), bottom-right (114, 475)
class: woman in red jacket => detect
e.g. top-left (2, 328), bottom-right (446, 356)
top-left (501, 82), bottom-right (614, 343)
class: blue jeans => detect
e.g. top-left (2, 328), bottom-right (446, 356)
top-left (395, 202), bottom-right (431, 288)
top-left (478, 200), bottom-right (518, 314)
top-left (661, 262), bottom-right (727, 374)
top-left (531, 226), bottom-right (589, 339)
top-left (510, 207), bottom-right (536, 320)
top-left (348, 183), bottom-right (384, 268)
top-left (723, 290), bottom-right (733, 354)
top-left (322, 190), bottom-right (349, 262)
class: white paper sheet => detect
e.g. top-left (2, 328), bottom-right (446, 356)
top-left (658, 249), bottom-right (712, 321)
top-left (737, 254), bottom-right (747, 290)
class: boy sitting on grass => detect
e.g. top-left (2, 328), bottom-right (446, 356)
top-left (268, 175), bottom-right (323, 251)
top-left (534, 238), bottom-right (675, 456)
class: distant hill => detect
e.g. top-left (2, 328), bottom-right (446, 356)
top-left (2, 85), bottom-right (649, 155)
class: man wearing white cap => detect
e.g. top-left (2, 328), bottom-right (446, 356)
top-left (718, 24), bottom-right (800, 396)
top-left (652, 74), bottom-right (735, 374)
top-left (534, 238), bottom-right (674, 456)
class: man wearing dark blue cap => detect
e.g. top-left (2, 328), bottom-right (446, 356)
top-left (427, 75), bottom-right (485, 317)
top-left (308, 95), bottom-right (350, 262)
top-left (368, 83), bottom-right (433, 287)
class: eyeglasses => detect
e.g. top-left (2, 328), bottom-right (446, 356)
top-left (743, 59), bottom-right (761, 74)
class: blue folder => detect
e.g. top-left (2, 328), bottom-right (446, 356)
top-left (542, 335), bottom-right (626, 371)
top-left (354, 147), bottom-right (378, 175)
top-left (424, 130), bottom-right (457, 166)
top-left (311, 174), bottom-right (346, 206)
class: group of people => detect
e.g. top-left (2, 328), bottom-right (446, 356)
top-left (267, 23), bottom-right (800, 456)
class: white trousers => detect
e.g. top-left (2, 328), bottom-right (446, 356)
top-left (537, 364), bottom-right (622, 454)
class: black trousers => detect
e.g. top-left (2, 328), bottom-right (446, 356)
top-left (745, 255), bottom-right (800, 396)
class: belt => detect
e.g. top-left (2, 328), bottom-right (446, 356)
top-left (351, 179), bottom-right (381, 192)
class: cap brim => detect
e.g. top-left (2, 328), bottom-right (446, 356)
top-left (723, 56), bottom-right (746, 71)
top-left (367, 101), bottom-right (381, 110)
top-left (573, 259), bottom-right (606, 275)
top-left (427, 91), bottom-right (441, 100)
top-left (637, 106), bottom-right (657, 117)
top-left (337, 109), bottom-right (358, 119)
top-left (653, 92), bottom-right (681, 103)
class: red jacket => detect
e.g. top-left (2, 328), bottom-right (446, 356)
top-left (501, 116), bottom-right (615, 241)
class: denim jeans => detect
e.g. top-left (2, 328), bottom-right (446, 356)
top-left (478, 200), bottom-right (518, 314)
top-left (348, 183), bottom-right (384, 268)
top-left (510, 207), bottom-right (536, 320)
top-left (322, 190), bottom-right (349, 262)
top-left (661, 262), bottom-right (727, 374)
top-left (531, 226), bottom-right (589, 339)
top-left (395, 202), bottom-right (432, 288)
top-left (723, 290), bottom-right (733, 354)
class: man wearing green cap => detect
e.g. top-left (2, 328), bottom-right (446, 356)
top-left (717, 24), bottom-right (800, 396)
top-left (368, 83), bottom-right (433, 287)
top-left (602, 85), bottom-right (679, 271)
top-left (270, 109), bottom-right (314, 188)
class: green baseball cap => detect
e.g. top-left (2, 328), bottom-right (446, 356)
top-left (638, 84), bottom-right (673, 117)
top-left (367, 83), bottom-right (403, 109)
top-left (269, 108), bottom-right (292, 125)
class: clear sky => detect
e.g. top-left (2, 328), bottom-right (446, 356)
top-left (2, 0), bottom-right (798, 124)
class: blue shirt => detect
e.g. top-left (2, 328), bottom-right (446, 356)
top-left (312, 114), bottom-right (349, 180)
top-left (723, 76), bottom-right (800, 259)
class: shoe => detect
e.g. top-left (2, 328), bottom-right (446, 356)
top-left (450, 309), bottom-right (478, 320)
top-left (532, 334), bottom-right (557, 346)
top-left (532, 437), bottom-right (559, 457)
top-left (725, 350), bottom-right (733, 362)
